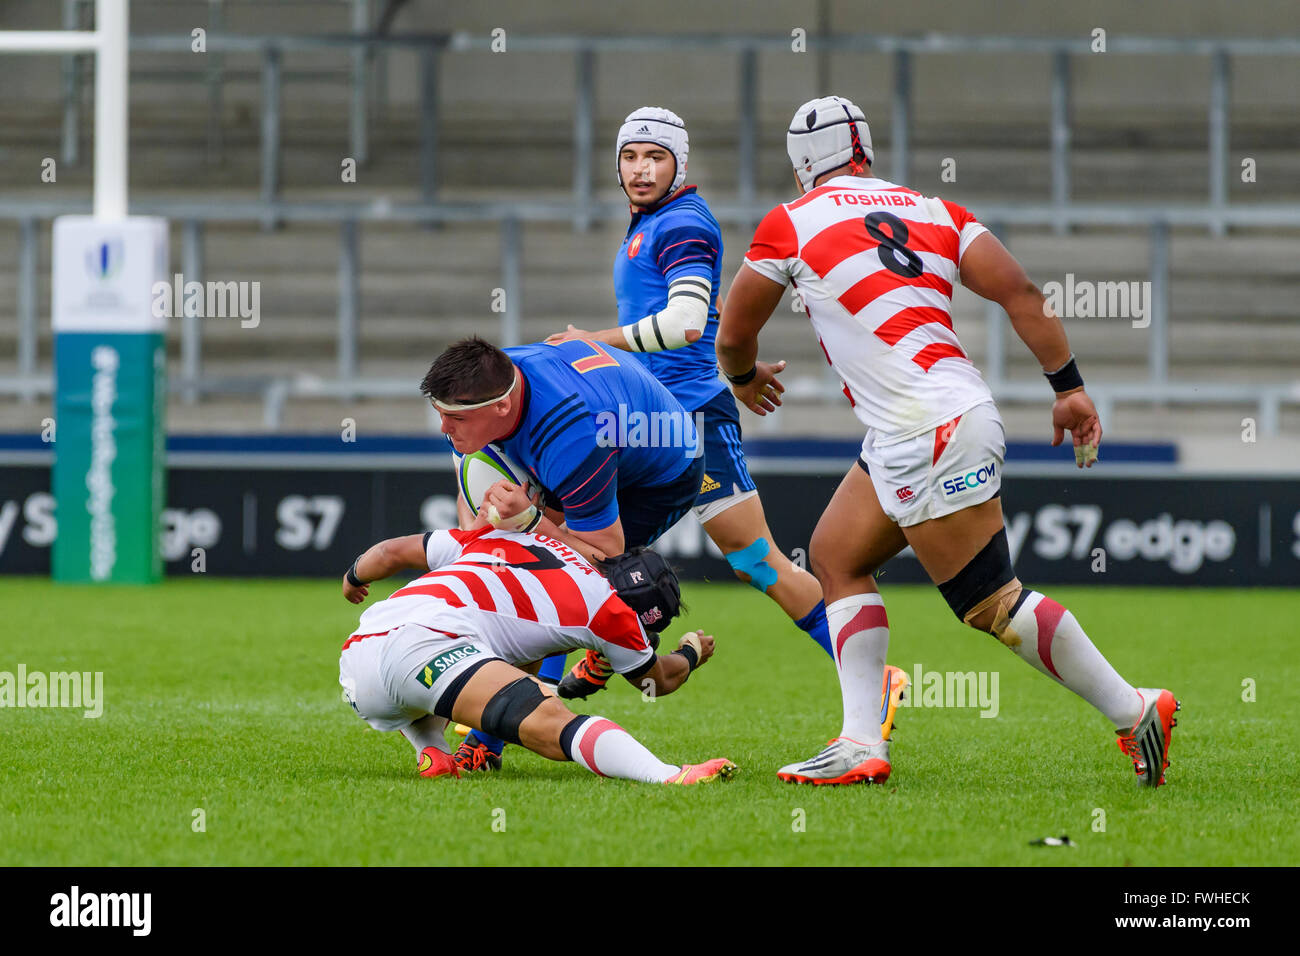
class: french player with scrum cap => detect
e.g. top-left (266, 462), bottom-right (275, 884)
top-left (718, 95), bottom-right (1178, 786)
top-left (545, 107), bottom-right (907, 718)
top-left (339, 525), bottom-right (735, 785)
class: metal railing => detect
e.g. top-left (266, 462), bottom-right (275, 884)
top-left (39, 29), bottom-right (1300, 232)
top-left (3, 196), bottom-right (1299, 432)
top-left (9, 28), bottom-right (1300, 430)
top-left (60, 0), bottom-right (379, 172)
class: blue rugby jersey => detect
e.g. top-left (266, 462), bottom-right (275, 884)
top-left (613, 187), bottom-right (726, 411)
top-left (495, 341), bottom-right (700, 533)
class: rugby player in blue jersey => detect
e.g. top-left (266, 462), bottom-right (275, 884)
top-left (420, 335), bottom-right (706, 770)
top-left (546, 107), bottom-right (907, 711)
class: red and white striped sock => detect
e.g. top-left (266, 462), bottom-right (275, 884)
top-left (1004, 591), bottom-right (1143, 728)
top-left (826, 593), bottom-right (890, 744)
top-left (561, 716), bottom-right (680, 783)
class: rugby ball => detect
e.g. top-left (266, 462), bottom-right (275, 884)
top-left (452, 444), bottom-right (539, 531)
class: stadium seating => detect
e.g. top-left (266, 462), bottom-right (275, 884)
top-left (2, 0), bottom-right (1298, 450)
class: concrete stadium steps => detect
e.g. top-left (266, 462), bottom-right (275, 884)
top-left (3, 222), bottom-right (1299, 372)
top-left (5, 104), bottom-right (1300, 200)
top-left (4, 299), bottom-right (1298, 376)
top-left (1, 203), bottom-right (1296, 441)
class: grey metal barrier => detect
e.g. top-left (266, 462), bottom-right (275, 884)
top-left (3, 196), bottom-right (1299, 432)
top-left (61, 0), bottom-right (376, 170)
top-left (41, 29), bottom-right (1300, 233)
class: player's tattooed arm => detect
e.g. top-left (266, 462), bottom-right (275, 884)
top-left (342, 533), bottom-right (429, 603)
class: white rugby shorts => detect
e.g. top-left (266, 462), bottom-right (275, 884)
top-left (339, 622), bottom-right (499, 732)
top-left (860, 400), bottom-right (1005, 527)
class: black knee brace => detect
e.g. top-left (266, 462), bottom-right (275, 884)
top-left (479, 677), bottom-right (549, 746)
top-left (937, 528), bottom-right (1017, 621)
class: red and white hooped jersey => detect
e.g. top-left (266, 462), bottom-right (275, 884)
top-left (348, 527), bottom-right (653, 675)
top-left (744, 175), bottom-right (994, 444)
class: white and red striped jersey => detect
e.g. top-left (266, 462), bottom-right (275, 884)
top-left (744, 175), bottom-right (994, 443)
top-left (348, 527), bottom-right (654, 675)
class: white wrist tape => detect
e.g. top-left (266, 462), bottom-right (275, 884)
top-left (487, 503), bottom-right (541, 532)
top-left (677, 631), bottom-right (704, 658)
top-left (622, 276), bottom-right (711, 352)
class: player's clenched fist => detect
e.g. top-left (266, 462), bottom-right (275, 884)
top-left (480, 479), bottom-right (540, 525)
top-left (342, 573), bottom-right (369, 604)
top-left (677, 629), bottom-right (715, 666)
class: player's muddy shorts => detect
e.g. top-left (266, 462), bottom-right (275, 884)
top-left (859, 400), bottom-right (1005, 527)
top-left (339, 623), bottom-right (500, 732)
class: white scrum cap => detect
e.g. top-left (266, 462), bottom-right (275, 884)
top-left (787, 95), bottom-right (874, 191)
top-left (616, 106), bottom-right (689, 194)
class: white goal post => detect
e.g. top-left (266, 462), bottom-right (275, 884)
top-left (0, 0), bottom-right (128, 218)
top-left (2, 1), bottom-right (172, 584)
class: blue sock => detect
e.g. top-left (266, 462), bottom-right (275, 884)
top-left (537, 653), bottom-right (567, 683)
top-left (794, 600), bottom-right (834, 659)
top-left (466, 729), bottom-right (505, 755)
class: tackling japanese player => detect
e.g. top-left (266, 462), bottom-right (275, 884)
top-left (718, 95), bottom-right (1178, 787)
top-left (338, 526), bottom-right (735, 785)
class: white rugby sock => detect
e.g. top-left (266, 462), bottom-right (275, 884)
top-left (1001, 591), bottom-right (1143, 729)
top-left (563, 716), bottom-right (680, 783)
top-left (826, 593), bottom-right (890, 744)
top-left (402, 714), bottom-right (452, 754)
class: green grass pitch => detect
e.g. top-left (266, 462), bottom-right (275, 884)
top-left (2, 578), bottom-right (1296, 866)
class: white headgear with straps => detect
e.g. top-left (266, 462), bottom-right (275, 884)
top-left (787, 95), bottom-right (874, 192)
top-left (616, 107), bottom-right (689, 196)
